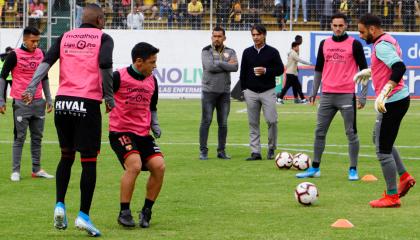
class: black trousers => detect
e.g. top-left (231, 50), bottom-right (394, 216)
top-left (277, 74), bottom-right (305, 99)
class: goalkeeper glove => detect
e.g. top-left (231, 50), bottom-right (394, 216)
top-left (151, 111), bottom-right (161, 138)
top-left (375, 83), bottom-right (393, 113)
top-left (353, 68), bottom-right (371, 86)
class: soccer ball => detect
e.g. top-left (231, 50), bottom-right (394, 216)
top-left (275, 152), bottom-right (293, 169)
top-left (292, 153), bottom-right (311, 170)
top-left (295, 182), bottom-right (319, 205)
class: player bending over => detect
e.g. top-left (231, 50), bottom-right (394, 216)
top-left (109, 42), bottom-right (165, 228)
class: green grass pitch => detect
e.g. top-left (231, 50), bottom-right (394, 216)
top-left (0, 99), bottom-right (419, 239)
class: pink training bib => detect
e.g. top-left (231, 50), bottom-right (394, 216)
top-left (57, 28), bottom-right (103, 101)
top-left (109, 67), bottom-right (156, 136)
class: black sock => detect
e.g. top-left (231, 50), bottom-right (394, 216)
top-left (312, 162), bottom-right (320, 168)
top-left (121, 202), bottom-right (130, 212)
top-left (349, 166), bottom-right (357, 170)
top-left (56, 151), bottom-right (76, 203)
top-left (142, 198), bottom-right (155, 211)
top-left (80, 161), bottom-right (97, 215)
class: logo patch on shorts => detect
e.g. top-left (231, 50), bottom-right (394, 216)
top-left (125, 144), bottom-right (133, 151)
top-left (16, 116), bottom-right (23, 122)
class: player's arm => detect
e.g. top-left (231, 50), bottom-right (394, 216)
top-left (99, 33), bottom-right (115, 113)
top-left (201, 47), bottom-right (224, 73)
top-left (310, 40), bottom-right (325, 104)
top-left (264, 48), bottom-right (284, 78)
top-left (23, 35), bottom-right (63, 103)
top-left (0, 51), bottom-right (17, 109)
top-left (374, 41), bottom-right (406, 113)
top-left (112, 71), bottom-right (121, 93)
top-left (218, 49), bottom-right (239, 72)
top-left (352, 40), bottom-right (369, 108)
top-left (291, 51), bottom-right (311, 65)
top-left (150, 76), bottom-right (161, 138)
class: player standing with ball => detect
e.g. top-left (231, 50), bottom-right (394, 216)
top-left (296, 13), bottom-right (368, 181)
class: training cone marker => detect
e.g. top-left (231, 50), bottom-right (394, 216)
top-left (331, 219), bottom-right (354, 228)
top-left (361, 174), bottom-right (378, 182)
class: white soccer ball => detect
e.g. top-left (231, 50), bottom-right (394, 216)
top-left (295, 182), bottom-right (319, 205)
top-left (292, 153), bottom-right (312, 170)
top-left (275, 151), bottom-right (293, 169)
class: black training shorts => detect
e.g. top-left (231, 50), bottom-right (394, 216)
top-left (109, 132), bottom-right (163, 171)
top-left (54, 96), bottom-right (102, 156)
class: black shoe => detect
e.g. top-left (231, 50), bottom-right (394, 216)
top-left (118, 209), bottom-right (135, 227)
top-left (217, 151), bottom-right (231, 159)
top-left (199, 151), bottom-right (208, 160)
top-left (267, 149), bottom-right (275, 160)
top-left (246, 153), bottom-right (262, 161)
top-left (139, 208), bottom-right (152, 228)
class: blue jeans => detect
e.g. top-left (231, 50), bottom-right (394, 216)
top-left (199, 92), bottom-right (230, 153)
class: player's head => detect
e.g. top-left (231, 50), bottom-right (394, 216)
top-left (358, 14), bottom-right (382, 44)
top-left (5, 46), bottom-right (13, 54)
top-left (82, 4), bottom-right (105, 29)
top-left (291, 41), bottom-right (300, 52)
top-left (330, 13), bottom-right (348, 36)
top-left (294, 35), bottom-right (302, 45)
top-left (131, 42), bottom-right (160, 77)
top-left (251, 24), bottom-right (266, 46)
top-left (212, 26), bottom-right (226, 48)
top-left (23, 27), bottom-right (40, 52)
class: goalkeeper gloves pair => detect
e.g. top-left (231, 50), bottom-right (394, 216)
top-left (353, 68), bottom-right (393, 113)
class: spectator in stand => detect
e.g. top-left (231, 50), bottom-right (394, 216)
top-left (248, 0), bottom-right (261, 24)
top-left (0, 0), bottom-right (4, 23)
top-left (354, 0), bottom-right (368, 19)
top-left (127, 8), bottom-right (145, 29)
top-left (168, 0), bottom-right (185, 28)
top-left (294, 0), bottom-right (308, 23)
top-left (141, 0), bottom-right (159, 19)
top-left (188, 0), bottom-right (203, 30)
top-left (230, 0), bottom-right (243, 30)
top-left (216, 0), bottom-right (231, 29)
top-left (320, 0), bottom-right (339, 30)
top-left (113, 2), bottom-right (127, 29)
top-left (398, 0), bottom-right (420, 32)
top-left (122, 0), bottom-right (131, 14)
top-left (379, 0), bottom-right (395, 31)
top-left (158, 0), bottom-right (170, 21)
top-left (306, 0), bottom-right (316, 21)
top-left (28, 0), bottom-right (45, 29)
top-left (274, 0), bottom-right (288, 30)
top-left (75, 0), bottom-right (84, 27)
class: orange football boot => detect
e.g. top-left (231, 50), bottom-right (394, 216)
top-left (398, 172), bottom-right (416, 198)
top-left (369, 192), bottom-right (401, 208)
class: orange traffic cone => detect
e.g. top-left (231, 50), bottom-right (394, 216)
top-left (331, 219), bottom-right (354, 228)
top-left (361, 174), bottom-right (378, 182)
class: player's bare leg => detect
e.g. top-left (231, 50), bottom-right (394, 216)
top-left (139, 156), bottom-right (165, 228)
top-left (118, 153), bottom-right (141, 227)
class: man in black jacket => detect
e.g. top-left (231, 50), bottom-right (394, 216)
top-left (239, 24), bottom-right (284, 160)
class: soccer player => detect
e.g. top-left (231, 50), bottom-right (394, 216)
top-left (22, 4), bottom-right (114, 236)
top-left (356, 13), bottom-right (415, 208)
top-left (0, 27), bottom-right (53, 182)
top-left (199, 26), bottom-right (238, 160)
top-left (109, 42), bottom-right (165, 228)
top-left (296, 13), bottom-right (368, 180)
top-left (1, 47), bottom-right (13, 101)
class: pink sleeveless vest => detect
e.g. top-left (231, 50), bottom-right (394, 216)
top-left (109, 68), bottom-right (156, 136)
top-left (371, 34), bottom-right (404, 97)
top-left (11, 48), bottom-right (44, 99)
top-left (58, 28), bottom-right (103, 101)
top-left (322, 36), bottom-right (358, 93)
